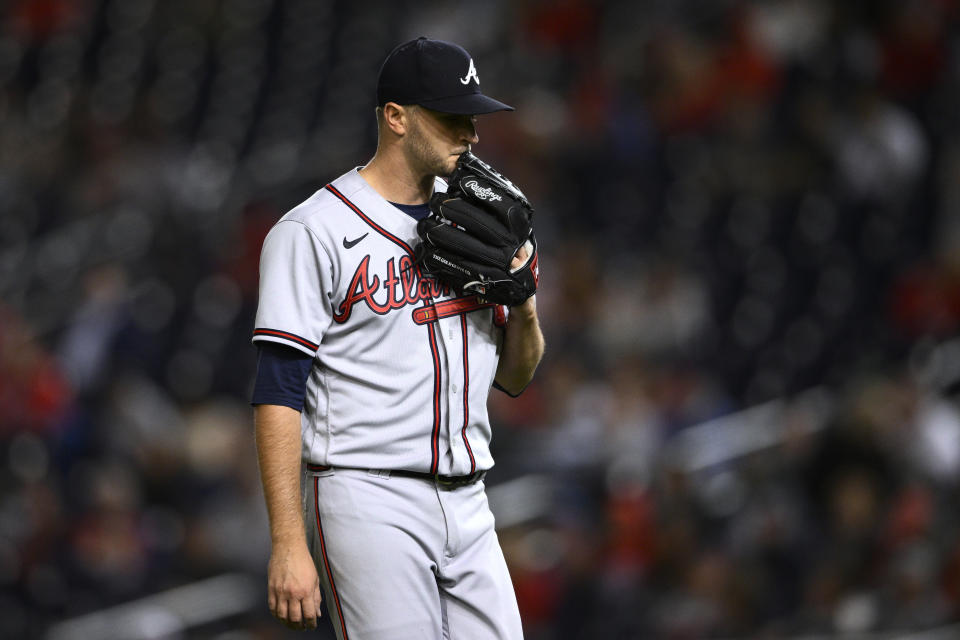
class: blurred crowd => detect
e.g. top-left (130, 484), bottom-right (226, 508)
top-left (2, 0), bottom-right (960, 638)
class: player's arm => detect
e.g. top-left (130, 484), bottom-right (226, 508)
top-left (254, 403), bottom-right (322, 630)
top-left (251, 220), bottom-right (333, 629)
top-left (494, 244), bottom-right (545, 395)
top-left (494, 293), bottom-right (544, 396)
top-left (251, 343), bottom-right (322, 630)
top-left (494, 294), bottom-right (544, 395)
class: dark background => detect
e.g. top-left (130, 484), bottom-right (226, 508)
top-left (3, 0), bottom-right (960, 638)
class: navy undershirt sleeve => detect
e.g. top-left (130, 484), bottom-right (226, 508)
top-left (391, 201), bottom-right (431, 221)
top-left (251, 342), bottom-right (314, 411)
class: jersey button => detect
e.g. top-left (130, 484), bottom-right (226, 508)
top-left (452, 384), bottom-right (459, 393)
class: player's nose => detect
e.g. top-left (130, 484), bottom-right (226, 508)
top-left (462, 118), bottom-right (479, 145)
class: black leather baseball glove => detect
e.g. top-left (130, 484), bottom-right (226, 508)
top-left (415, 152), bottom-right (538, 307)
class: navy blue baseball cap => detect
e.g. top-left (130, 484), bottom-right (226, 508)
top-left (377, 37), bottom-right (514, 115)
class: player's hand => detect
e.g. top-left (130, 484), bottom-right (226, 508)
top-left (267, 541), bottom-right (323, 630)
top-left (509, 242), bottom-right (529, 271)
top-left (509, 243), bottom-right (537, 314)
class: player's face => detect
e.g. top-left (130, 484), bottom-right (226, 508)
top-left (405, 107), bottom-right (479, 177)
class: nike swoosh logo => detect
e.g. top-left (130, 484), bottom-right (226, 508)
top-left (342, 233), bottom-right (368, 249)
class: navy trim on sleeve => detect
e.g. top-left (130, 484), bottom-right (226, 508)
top-left (252, 328), bottom-right (319, 352)
top-left (251, 342), bottom-right (314, 411)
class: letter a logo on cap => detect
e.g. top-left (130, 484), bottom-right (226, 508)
top-left (460, 58), bottom-right (479, 85)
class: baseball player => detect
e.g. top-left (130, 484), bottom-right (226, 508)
top-left (250, 37), bottom-right (544, 640)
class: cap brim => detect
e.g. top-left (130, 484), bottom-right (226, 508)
top-left (417, 92), bottom-right (514, 115)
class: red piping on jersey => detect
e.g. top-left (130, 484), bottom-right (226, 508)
top-left (426, 320), bottom-right (442, 475)
top-left (325, 185), bottom-right (414, 254)
top-left (412, 295), bottom-right (495, 325)
top-left (253, 328), bottom-right (319, 351)
top-left (325, 183), bottom-right (443, 477)
top-left (460, 315), bottom-right (476, 473)
top-left (314, 477), bottom-right (349, 640)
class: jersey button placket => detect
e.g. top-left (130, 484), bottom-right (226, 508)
top-left (440, 316), bottom-right (467, 470)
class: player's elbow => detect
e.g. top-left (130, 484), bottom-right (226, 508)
top-left (494, 365), bottom-right (538, 397)
top-left (495, 329), bottom-right (544, 396)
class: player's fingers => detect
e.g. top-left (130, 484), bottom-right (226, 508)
top-left (276, 598), bottom-right (306, 631)
top-left (511, 239), bottom-right (533, 269)
top-left (514, 242), bottom-right (529, 263)
top-left (314, 583), bottom-right (323, 613)
top-left (267, 589), bottom-right (277, 616)
top-left (300, 596), bottom-right (319, 629)
top-left (287, 598), bottom-right (303, 625)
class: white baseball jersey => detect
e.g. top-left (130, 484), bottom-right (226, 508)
top-left (252, 168), bottom-right (508, 476)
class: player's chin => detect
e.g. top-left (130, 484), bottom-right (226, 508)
top-left (439, 157), bottom-right (459, 177)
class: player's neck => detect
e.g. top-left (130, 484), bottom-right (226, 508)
top-left (359, 153), bottom-right (434, 205)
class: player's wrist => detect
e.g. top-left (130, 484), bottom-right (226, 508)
top-left (269, 527), bottom-right (309, 549)
top-left (509, 295), bottom-right (537, 318)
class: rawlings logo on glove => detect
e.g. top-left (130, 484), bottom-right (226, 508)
top-left (414, 152), bottom-right (538, 307)
top-left (464, 179), bottom-right (502, 202)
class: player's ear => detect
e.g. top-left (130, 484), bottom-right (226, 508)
top-left (382, 102), bottom-right (409, 137)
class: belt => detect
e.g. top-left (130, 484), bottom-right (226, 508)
top-left (307, 464), bottom-right (486, 488)
top-left (388, 468), bottom-right (487, 488)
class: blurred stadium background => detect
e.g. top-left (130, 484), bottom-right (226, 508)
top-left (2, 0), bottom-right (960, 638)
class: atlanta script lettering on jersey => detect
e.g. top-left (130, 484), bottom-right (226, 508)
top-left (334, 254), bottom-right (452, 323)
